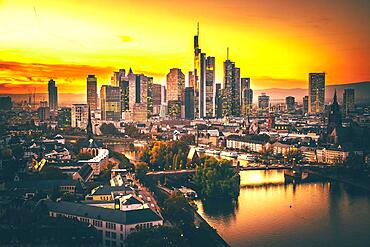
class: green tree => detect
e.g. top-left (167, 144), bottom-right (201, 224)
top-left (194, 157), bottom-right (240, 199)
top-left (100, 123), bottom-right (119, 135)
top-left (135, 162), bottom-right (149, 182)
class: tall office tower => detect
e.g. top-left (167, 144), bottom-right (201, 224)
top-left (71, 104), bottom-right (88, 128)
top-left (198, 53), bottom-right (207, 118)
top-left (285, 96), bottom-right (295, 112)
top-left (48, 79), bottom-right (58, 111)
top-left (343, 89), bottom-right (355, 116)
top-left (241, 78), bottom-right (253, 117)
top-left (58, 107), bottom-right (71, 128)
top-left (188, 71), bottom-right (195, 88)
top-left (205, 56), bottom-right (215, 117)
top-left (185, 87), bottom-right (195, 120)
top-left (127, 70), bottom-right (149, 121)
top-left (100, 85), bottom-right (121, 121)
top-left (147, 77), bottom-right (153, 118)
top-left (38, 107), bottom-right (50, 121)
top-left (222, 50), bottom-right (241, 117)
top-left (111, 69), bottom-right (126, 87)
top-left (309, 72), bottom-right (325, 113)
top-left (303, 96), bottom-right (309, 114)
top-left (167, 68), bottom-right (185, 118)
top-left (258, 93), bottom-right (270, 110)
top-left (160, 85), bottom-right (167, 118)
top-left (152, 83), bottom-right (162, 115)
top-left (119, 78), bottom-right (129, 113)
top-left (193, 23), bottom-right (201, 119)
top-left (215, 83), bottom-right (223, 118)
top-left (87, 75), bottom-right (98, 111)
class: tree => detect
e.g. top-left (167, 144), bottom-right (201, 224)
top-left (40, 166), bottom-right (68, 180)
top-left (135, 163), bottom-right (149, 182)
top-left (100, 123), bottom-right (119, 135)
top-left (179, 134), bottom-right (195, 146)
top-left (286, 150), bottom-right (303, 165)
top-left (164, 192), bottom-right (194, 225)
top-left (194, 157), bottom-right (240, 199)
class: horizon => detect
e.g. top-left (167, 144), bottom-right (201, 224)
top-left (1, 0), bottom-right (369, 95)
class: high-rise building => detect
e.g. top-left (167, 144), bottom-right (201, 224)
top-left (152, 83), bottom-right (162, 115)
top-left (215, 83), bottom-right (223, 118)
top-left (58, 107), bottom-right (71, 128)
top-left (241, 78), bottom-right (253, 117)
top-left (285, 96), bottom-right (295, 112)
top-left (309, 73), bottom-right (325, 113)
top-left (222, 50), bottom-right (241, 117)
top-left (205, 56), bottom-right (215, 117)
top-left (193, 23), bottom-right (201, 119)
top-left (87, 75), bottom-right (98, 111)
top-left (343, 89), bottom-right (355, 116)
top-left (100, 85), bottom-right (121, 121)
top-left (71, 104), bottom-right (88, 128)
top-left (258, 93), bottom-right (270, 110)
top-left (188, 71), bottom-right (195, 88)
top-left (111, 69), bottom-right (126, 87)
top-left (303, 96), bottom-right (309, 114)
top-left (38, 107), bottom-right (50, 121)
top-left (48, 79), bottom-right (58, 111)
top-left (126, 69), bottom-right (149, 122)
top-left (185, 87), bottom-right (195, 120)
top-left (147, 77), bottom-right (153, 118)
top-left (166, 68), bottom-right (185, 118)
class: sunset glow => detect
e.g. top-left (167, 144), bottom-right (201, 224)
top-left (1, 0), bottom-right (369, 94)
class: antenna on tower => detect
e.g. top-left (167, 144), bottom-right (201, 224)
top-left (227, 47), bottom-right (229, 60)
top-left (197, 22), bottom-right (199, 36)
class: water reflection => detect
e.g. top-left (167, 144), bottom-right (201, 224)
top-left (195, 170), bottom-right (370, 247)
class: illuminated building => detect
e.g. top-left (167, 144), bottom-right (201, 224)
top-left (193, 23), bottom-right (201, 118)
top-left (205, 56), bottom-right (215, 117)
top-left (58, 107), bottom-right (72, 128)
top-left (215, 83), bottom-right (223, 118)
top-left (100, 85), bottom-right (121, 121)
top-left (241, 78), bottom-right (253, 117)
top-left (222, 49), bottom-right (241, 117)
top-left (343, 88), bottom-right (355, 116)
top-left (48, 79), bottom-right (58, 111)
top-left (71, 104), bottom-right (88, 128)
top-left (152, 83), bottom-right (162, 115)
top-left (127, 69), bottom-right (149, 122)
top-left (166, 68), bottom-right (185, 118)
top-left (309, 72), bottom-right (325, 113)
top-left (87, 75), bottom-right (98, 111)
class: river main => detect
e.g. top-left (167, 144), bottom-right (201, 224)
top-left (195, 170), bottom-right (370, 247)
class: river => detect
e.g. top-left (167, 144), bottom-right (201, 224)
top-left (195, 170), bottom-right (370, 247)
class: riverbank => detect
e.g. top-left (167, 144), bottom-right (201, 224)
top-left (307, 169), bottom-right (370, 192)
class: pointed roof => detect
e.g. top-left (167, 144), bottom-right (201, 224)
top-left (333, 89), bottom-right (338, 104)
top-left (86, 105), bottom-right (93, 139)
top-left (128, 67), bottom-right (133, 75)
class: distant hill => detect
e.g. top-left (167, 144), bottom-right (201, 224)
top-left (255, 81), bottom-right (370, 104)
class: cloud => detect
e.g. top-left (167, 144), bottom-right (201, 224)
top-left (118, 35), bottom-right (133, 43)
top-left (0, 60), bottom-right (115, 93)
top-left (253, 76), bottom-right (306, 88)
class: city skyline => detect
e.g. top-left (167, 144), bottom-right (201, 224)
top-left (1, 0), bottom-right (369, 95)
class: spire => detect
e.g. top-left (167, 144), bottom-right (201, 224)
top-left (227, 47), bottom-right (229, 60)
top-left (333, 89), bottom-right (337, 103)
top-left (87, 105), bottom-right (93, 139)
top-left (128, 68), bottom-right (133, 75)
top-left (197, 21), bottom-right (199, 37)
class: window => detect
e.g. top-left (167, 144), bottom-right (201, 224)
top-left (111, 232), bottom-right (116, 239)
top-left (106, 222), bottom-right (116, 230)
top-left (105, 231), bottom-right (111, 238)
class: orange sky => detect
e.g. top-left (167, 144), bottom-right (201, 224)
top-left (0, 0), bottom-right (369, 94)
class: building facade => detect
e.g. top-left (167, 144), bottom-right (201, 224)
top-left (309, 72), bottom-right (325, 113)
top-left (101, 85), bottom-right (121, 121)
top-left (205, 56), bottom-right (215, 117)
top-left (343, 88), bottom-right (355, 116)
top-left (71, 104), bottom-right (88, 128)
top-left (48, 79), bottom-right (58, 111)
top-left (87, 75), bottom-right (98, 111)
top-left (241, 78), bottom-right (253, 117)
top-left (258, 93), bottom-right (270, 110)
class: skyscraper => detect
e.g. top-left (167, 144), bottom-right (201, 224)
top-left (215, 83), bottom-right (223, 118)
top-left (58, 107), bottom-right (72, 128)
top-left (87, 75), bottom-right (98, 110)
top-left (167, 68), bottom-right (185, 118)
top-left (127, 69), bottom-right (149, 122)
top-left (222, 49), bottom-right (241, 117)
top-left (258, 93), bottom-right (270, 110)
top-left (152, 83), bottom-right (162, 115)
top-left (343, 88), bottom-right (355, 116)
top-left (185, 87), bottom-right (195, 120)
top-left (309, 73), bottom-right (325, 113)
top-left (100, 85), bottom-right (121, 121)
top-left (193, 23), bottom-right (201, 119)
top-left (205, 56), bottom-right (215, 117)
top-left (327, 90), bottom-right (342, 137)
top-left (303, 96), bottom-right (309, 114)
top-left (285, 96), bottom-right (295, 112)
top-left (48, 79), bottom-right (58, 111)
top-left (241, 78), bottom-right (253, 117)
